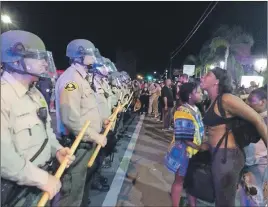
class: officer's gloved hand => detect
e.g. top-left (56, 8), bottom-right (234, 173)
top-left (38, 174), bottom-right (62, 200)
top-left (96, 135), bottom-right (107, 147)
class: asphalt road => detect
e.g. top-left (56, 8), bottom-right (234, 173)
top-left (50, 112), bottom-right (241, 207)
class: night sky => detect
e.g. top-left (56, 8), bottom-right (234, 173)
top-left (1, 1), bottom-right (267, 74)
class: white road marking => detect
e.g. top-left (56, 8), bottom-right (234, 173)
top-left (102, 114), bottom-right (145, 207)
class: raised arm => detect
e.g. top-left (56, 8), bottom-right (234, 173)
top-left (222, 94), bottom-right (267, 147)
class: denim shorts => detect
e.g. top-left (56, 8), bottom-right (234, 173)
top-left (165, 141), bottom-right (190, 176)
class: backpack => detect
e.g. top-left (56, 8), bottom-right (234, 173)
top-left (217, 94), bottom-right (261, 149)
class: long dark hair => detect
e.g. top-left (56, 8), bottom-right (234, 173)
top-left (211, 67), bottom-right (233, 94)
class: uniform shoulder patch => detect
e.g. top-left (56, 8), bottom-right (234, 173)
top-left (64, 82), bottom-right (78, 92)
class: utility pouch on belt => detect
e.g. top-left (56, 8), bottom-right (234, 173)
top-left (59, 133), bottom-right (92, 150)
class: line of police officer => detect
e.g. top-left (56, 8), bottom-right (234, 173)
top-left (1, 30), bottom-right (133, 207)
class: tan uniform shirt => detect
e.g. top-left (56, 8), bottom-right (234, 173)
top-left (101, 77), bottom-right (113, 114)
top-left (93, 75), bottom-right (110, 119)
top-left (149, 83), bottom-right (158, 95)
top-left (122, 84), bottom-right (129, 104)
top-left (110, 86), bottom-right (119, 109)
top-left (55, 64), bottom-right (103, 143)
top-left (1, 72), bottom-right (62, 187)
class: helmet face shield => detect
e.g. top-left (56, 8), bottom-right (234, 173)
top-left (93, 65), bottom-right (109, 77)
top-left (110, 62), bottom-right (117, 72)
top-left (120, 71), bottom-right (131, 84)
top-left (76, 46), bottom-right (95, 57)
top-left (46, 51), bottom-right (57, 78)
top-left (23, 50), bottom-right (57, 79)
top-left (108, 71), bottom-right (122, 87)
top-left (24, 49), bottom-right (49, 61)
top-left (93, 49), bottom-right (104, 65)
top-left (99, 65), bottom-right (110, 76)
top-left (115, 77), bottom-right (122, 87)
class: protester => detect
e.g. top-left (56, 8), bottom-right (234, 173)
top-left (148, 81), bottom-right (158, 116)
top-left (157, 81), bottom-right (165, 122)
top-left (165, 82), bottom-right (206, 207)
top-left (161, 79), bottom-right (174, 131)
top-left (152, 82), bottom-right (161, 119)
top-left (239, 87), bottom-right (268, 206)
top-left (140, 83), bottom-right (150, 114)
top-left (176, 74), bottom-right (189, 108)
top-left (200, 67), bottom-right (267, 207)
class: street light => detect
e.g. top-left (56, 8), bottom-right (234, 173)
top-left (1, 14), bottom-right (12, 24)
top-left (154, 71), bottom-right (157, 74)
top-left (254, 58), bottom-right (267, 72)
top-left (147, 75), bottom-right (153, 81)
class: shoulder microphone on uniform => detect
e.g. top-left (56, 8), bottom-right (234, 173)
top-left (37, 107), bottom-right (48, 127)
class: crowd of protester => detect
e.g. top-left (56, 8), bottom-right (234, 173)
top-left (133, 74), bottom-right (211, 131)
top-left (131, 68), bottom-right (267, 207)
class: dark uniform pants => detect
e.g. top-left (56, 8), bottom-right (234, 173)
top-left (52, 147), bottom-right (94, 207)
top-left (14, 191), bottom-right (44, 207)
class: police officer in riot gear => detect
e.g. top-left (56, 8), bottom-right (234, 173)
top-left (1, 30), bottom-right (75, 207)
top-left (55, 39), bottom-right (110, 206)
top-left (84, 55), bottom-right (111, 191)
top-left (116, 71), bottom-right (133, 139)
top-left (91, 57), bottom-right (121, 169)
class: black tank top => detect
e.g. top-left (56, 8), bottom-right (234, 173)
top-left (203, 95), bottom-right (232, 127)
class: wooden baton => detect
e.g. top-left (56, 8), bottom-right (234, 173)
top-left (37, 120), bottom-right (91, 207)
top-left (87, 105), bottom-right (122, 167)
top-left (87, 92), bottom-right (133, 167)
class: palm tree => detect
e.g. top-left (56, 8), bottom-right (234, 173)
top-left (208, 25), bottom-right (254, 86)
top-left (197, 41), bottom-right (220, 76)
top-left (209, 37), bottom-right (229, 69)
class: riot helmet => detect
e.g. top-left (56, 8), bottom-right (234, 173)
top-left (1, 30), bottom-right (56, 79)
top-left (66, 39), bottom-right (103, 69)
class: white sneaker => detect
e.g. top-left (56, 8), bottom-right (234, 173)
top-left (168, 127), bottom-right (173, 131)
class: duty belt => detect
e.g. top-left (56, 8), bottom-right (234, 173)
top-left (59, 133), bottom-right (93, 150)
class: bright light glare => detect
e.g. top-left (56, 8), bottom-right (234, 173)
top-left (254, 58), bottom-right (267, 72)
top-left (154, 71), bottom-right (156, 74)
top-left (165, 70), bottom-right (168, 72)
top-left (1, 15), bottom-right (12, 24)
top-left (240, 76), bottom-right (264, 88)
top-left (220, 61), bottom-right (225, 68)
top-left (210, 65), bottom-right (215, 70)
